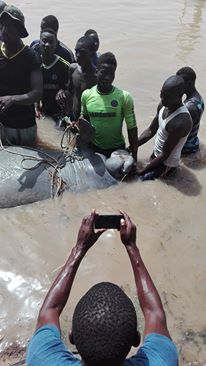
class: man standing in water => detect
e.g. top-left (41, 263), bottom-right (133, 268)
top-left (68, 36), bottom-right (97, 120)
top-left (36, 28), bottom-right (70, 127)
top-left (137, 75), bottom-right (192, 180)
top-left (176, 66), bottom-right (204, 154)
top-left (26, 210), bottom-right (178, 366)
top-left (0, 5), bottom-right (42, 146)
top-left (81, 52), bottom-right (138, 163)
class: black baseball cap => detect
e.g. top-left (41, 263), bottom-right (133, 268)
top-left (0, 5), bottom-right (28, 38)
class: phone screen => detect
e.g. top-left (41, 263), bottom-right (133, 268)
top-left (95, 215), bottom-right (123, 230)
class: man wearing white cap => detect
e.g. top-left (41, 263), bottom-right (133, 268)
top-left (0, 5), bottom-right (42, 146)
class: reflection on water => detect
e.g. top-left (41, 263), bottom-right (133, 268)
top-left (0, 0), bottom-right (206, 365)
top-left (0, 271), bottom-right (42, 293)
top-left (176, 0), bottom-right (206, 62)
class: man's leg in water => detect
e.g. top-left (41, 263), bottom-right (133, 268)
top-left (2, 126), bottom-right (37, 146)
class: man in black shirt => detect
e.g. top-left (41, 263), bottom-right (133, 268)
top-left (0, 5), bottom-right (42, 146)
top-left (31, 15), bottom-right (75, 64)
top-left (36, 28), bottom-right (70, 127)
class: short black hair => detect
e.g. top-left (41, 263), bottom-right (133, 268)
top-left (72, 282), bottom-right (137, 366)
top-left (76, 35), bottom-right (94, 52)
top-left (162, 75), bottom-right (185, 94)
top-left (176, 66), bottom-right (196, 83)
top-left (84, 28), bottom-right (98, 36)
top-left (40, 27), bottom-right (57, 38)
top-left (41, 15), bottom-right (59, 33)
top-left (97, 52), bottom-right (117, 70)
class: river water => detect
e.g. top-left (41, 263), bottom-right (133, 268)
top-left (0, 0), bottom-right (206, 364)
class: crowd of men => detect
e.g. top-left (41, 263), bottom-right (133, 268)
top-left (0, 3), bottom-right (204, 181)
top-left (0, 3), bottom-right (204, 366)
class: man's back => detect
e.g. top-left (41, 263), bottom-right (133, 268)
top-left (182, 91), bottom-right (204, 153)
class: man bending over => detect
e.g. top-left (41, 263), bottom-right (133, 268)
top-left (26, 210), bottom-right (178, 366)
top-left (138, 75), bottom-right (192, 180)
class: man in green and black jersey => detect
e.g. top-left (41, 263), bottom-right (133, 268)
top-left (37, 28), bottom-right (70, 127)
top-left (81, 52), bottom-right (138, 163)
top-left (0, 5), bottom-right (42, 146)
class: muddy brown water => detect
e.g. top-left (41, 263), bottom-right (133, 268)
top-left (0, 1), bottom-right (206, 364)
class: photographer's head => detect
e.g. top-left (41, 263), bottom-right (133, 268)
top-left (70, 282), bottom-right (140, 366)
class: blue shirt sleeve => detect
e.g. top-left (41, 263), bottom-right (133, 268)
top-left (26, 324), bottom-right (81, 366)
top-left (125, 333), bottom-right (178, 366)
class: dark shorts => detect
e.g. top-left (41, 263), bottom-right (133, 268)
top-left (141, 153), bottom-right (176, 181)
top-left (91, 144), bottom-right (125, 158)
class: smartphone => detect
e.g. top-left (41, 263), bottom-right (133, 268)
top-left (95, 214), bottom-right (123, 230)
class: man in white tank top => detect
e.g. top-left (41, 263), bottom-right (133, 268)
top-left (138, 75), bottom-right (192, 180)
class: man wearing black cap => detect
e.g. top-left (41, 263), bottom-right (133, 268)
top-left (0, 5), bottom-right (42, 146)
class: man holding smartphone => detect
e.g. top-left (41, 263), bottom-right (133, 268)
top-left (26, 211), bottom-right (178, 366)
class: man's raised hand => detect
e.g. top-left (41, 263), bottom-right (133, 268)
top-left (76, 209), bottom-right (106, 252)
top-left (119, 210), bottom-right (136, 248)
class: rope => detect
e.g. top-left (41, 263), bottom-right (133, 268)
top-left (0, 122), bottom-right (84, 199)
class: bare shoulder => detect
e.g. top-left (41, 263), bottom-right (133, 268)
top-left (72, 68), bottom-right (83, 88)
top-left (185, 99), bottom-right (199, 114)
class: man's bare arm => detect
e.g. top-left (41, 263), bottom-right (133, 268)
top-left (120, 211), bottom-right (171, 339)
top-left (138, 114), bottom-right (159, 147)
top-left (36, 211), bottom-right (105, 331)
top-left (128, 127), bottom-right (138, 162)
top-left (138, 102), bottom-right (162, 147)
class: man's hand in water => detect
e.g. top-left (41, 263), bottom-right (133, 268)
top-left (119, 210), bottom-right (136, 247)
top-left (76, 209), bottom-right (106, 252)
top-left (0, 96), bottom-right (14, 111)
